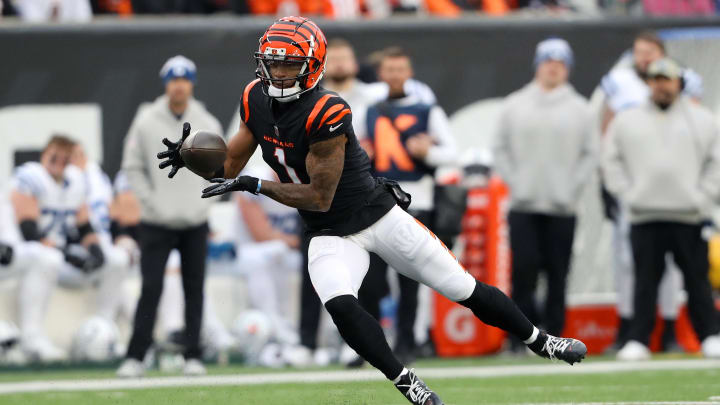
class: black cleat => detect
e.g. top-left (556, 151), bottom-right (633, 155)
top-left (530, 331), bottom-right (587, 365)
top-left (394, 369), bottom-right (444, 405)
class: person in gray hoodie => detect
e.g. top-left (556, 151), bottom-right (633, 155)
top-left (117, 55), bottom-right (222, 378)
top-left (494, 38), bottom-right (595, 351)
top-left (602, 57), bottom-right (720, 361)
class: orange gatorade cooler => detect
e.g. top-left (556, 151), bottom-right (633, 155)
top-left (432, 176), bottom-right (511, 356)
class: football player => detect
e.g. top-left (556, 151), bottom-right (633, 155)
top-left (9, 135), bottom-right (95, 361)
top-left (9, 136), bottom-right (110, 361)
top-left (69, 144), bottom-right (136, 323)
top-left (1, 179), bottom-right (66, 363)
top-left (159, 17), bottom-right (587, 405)
top-left (234, 166), bottom-right (303, 348)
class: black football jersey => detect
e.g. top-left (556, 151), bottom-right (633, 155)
top-left (240, 80), bottom-right (395, 236)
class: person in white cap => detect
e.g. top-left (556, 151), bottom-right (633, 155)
top-left (493, 37), bottom-right (596, 353)
top-left (602, 57), bottom-right (720, 361)
top-left (117, 55), bottom-right (222, 378)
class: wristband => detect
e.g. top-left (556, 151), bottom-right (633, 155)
top-left (255, 179), bottom-right (262, 195)
top-left (77, 222), bottom-right (94, 241)
top-left (19, 220), bottom-right (41, 241)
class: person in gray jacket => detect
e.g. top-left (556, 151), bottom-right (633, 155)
top-left (117, 55), bottom-right (223, 378)
top-left (602, 57), bottom-right (720, 361)
top-left (494, 38), bottom-right (595, 350)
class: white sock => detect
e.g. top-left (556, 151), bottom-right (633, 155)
top-left (523, 327), bottom-right (540, 344)
top-left (392, 368), bottom-right (409, 384)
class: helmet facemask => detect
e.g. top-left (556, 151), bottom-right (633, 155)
top-left (255, 47), bottom-right (323, 102)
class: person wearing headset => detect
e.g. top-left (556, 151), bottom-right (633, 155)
top-left (601, 57), bottom-right (720, 361)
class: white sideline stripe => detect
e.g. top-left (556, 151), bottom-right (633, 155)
top-left (1, 359), bottom-right (720, 395)
top-left (525, 401), bottom-right (720, 405)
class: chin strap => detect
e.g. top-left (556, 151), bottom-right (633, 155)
top-left (268, 82), bottom-right (303, 102)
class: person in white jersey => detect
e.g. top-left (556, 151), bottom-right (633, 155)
top-left (9, 135), bottom-right (104, 362)
top-left (234, 166), bottom-right (303, 348)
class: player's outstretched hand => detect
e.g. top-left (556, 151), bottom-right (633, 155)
top-left (201, 176), bottom-right (259, 199)
top-left (158, 122), bottom-right (191, 178)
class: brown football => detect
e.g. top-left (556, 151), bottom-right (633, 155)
top-left (180, 130), bottom-right (227, 179)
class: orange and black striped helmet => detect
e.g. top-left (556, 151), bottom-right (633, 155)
top-left (255, 16), bottom-right (327, 100)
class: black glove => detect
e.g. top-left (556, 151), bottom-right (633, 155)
top-left (85, 244), bottom-right (105, 272)
top-left (201, 176), bottom-right (259, 199)
top-left (158, 122), bottom-right (191, 178)
top-left (0, 242), bottom-right (13, 266)
top-left (64, 244), bottom-right (105, 274)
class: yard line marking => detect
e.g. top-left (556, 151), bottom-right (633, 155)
top-left (0, 359), bottom-right (719, 395)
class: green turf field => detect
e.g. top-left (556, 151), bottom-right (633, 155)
top-left (0, 356), bottom-right (718, 405)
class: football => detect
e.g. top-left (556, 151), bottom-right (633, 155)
top-left (180, 130), bottom-right (227, 179)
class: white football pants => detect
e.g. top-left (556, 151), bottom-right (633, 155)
top-left (7, 242), bottom-right (63, 342)
top-left (309, 205), bottom-right (476, 305)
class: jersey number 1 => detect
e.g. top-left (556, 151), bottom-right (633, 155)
top-left (274, 148), bottom-right (302, 184)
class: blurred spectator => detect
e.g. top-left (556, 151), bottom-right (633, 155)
top-left (91, 0), bottom-right (133, 15)
top-left (425, 0), bottom-right (509, 16)
top-left (14, 0), bottom-right (92, 21)
top-left (234, 166), bottom-right (302, 348)
top-left (323, 39), bottom-right (386, 160)
top-left (601, 57), bottom-right (720, 361)
top-left (360, 46), bottom-right (458, 364)
top-left (130, 0), bottom-right (225, 13)
top-left (493, 38), bottom-right (594, 351)
top-left (643, 0), bottom-right (715, 15)
top-left (601, 31), bottom-right (667, 133)
top-left (241, 0), bottom-right (334, 16)
top-left (360, 49), bottom-right (438, 104)
top-left (599, 31), bottom-right (685, 352)
top-left (1, 150), bottom-right (66, 364)
top-left (118, 55), bottom-right (222, 378)
top-left (65, 144), bottom-right (135, 361)
top-left (9, 136), bottom-right (109, 362)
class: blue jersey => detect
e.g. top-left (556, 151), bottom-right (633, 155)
top-left (366, 100), bottom-right (435, 182)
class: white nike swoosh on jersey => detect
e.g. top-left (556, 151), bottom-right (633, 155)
top-left (329, 123), bottom-right (343, 132)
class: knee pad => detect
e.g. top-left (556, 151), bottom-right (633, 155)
top-left (436, 270), bottom-right (476, 302)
